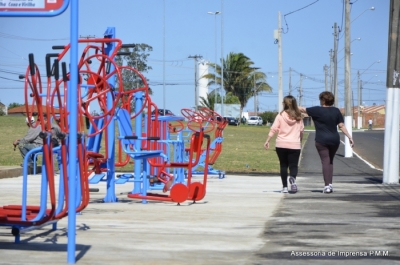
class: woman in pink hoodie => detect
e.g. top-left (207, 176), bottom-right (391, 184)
top-left (264, 95), bottom-right (304, 193)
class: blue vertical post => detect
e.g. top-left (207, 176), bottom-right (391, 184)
top-left (134, 91), bottom-right (146, 202)
top-left (103, 27), bottom-right (117, 202)
top-left (67, 0), bottom-right (78, 263)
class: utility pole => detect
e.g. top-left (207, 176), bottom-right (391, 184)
top-left (277, 12), bottom-right (283, 111)
top-left (163, 0), bottom-right (166, 111)
top-left (344, 0), bottom-right (353, 158)
top-left (357, 70), bottom-right (362, 129)
top-left (207, 11), bottom-right (221, 110)
top-left (383, 0), bottom-right (400, 184)
top-left (324, 64), bottom-right (329, 91)
top-left (333, 23), bottom-right (339, 107)
top-left (221, 0), bottom-right (224, 116)
top-left (299, 74), bottom-right (303, 106)
top-left (329, 49), bottom-right (333, 92)
top-left (289, 67), bottom-right (292, 95)
top-left (188, 55), bottom-right (203, 111)
top-left (254, 74), bottom-right (256, 114)
top-left (360, 80), bottom-right (363, 108)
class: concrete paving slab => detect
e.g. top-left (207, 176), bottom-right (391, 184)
top-left (0, 174), bottom-right (284, 265)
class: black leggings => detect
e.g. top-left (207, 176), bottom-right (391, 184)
top-left (275, 147), bottom-right (301, 187)
top-left (315, 141), bottom-right (339, 186)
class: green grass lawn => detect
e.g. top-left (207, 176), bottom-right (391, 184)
top-left (0, 116), bottom-right (31, 166)
top-left (214, 125), bottom-right (308, 174)
top-left (0, 116), bottom-right (308, 174)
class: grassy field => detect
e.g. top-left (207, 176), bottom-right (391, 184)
top-left (0, 115), bottom-right (309, 174)
top-left (0, 116), bottom-right (31, 166)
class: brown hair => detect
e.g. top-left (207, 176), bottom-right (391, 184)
top-left (281, 95), bottom-right (302, 121)
top-left (319, 91), bottom-right (335, 106)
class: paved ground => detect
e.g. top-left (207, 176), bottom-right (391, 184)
top-left (0, 132), bottom-right (399, 265)
top-left (250, 132), bottom-right (400, 265)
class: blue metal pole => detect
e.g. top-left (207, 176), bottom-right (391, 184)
top-left (134, 91), bottom-right (145, 200)
top-left (103, 27), bottom-right (117, 202)
top-left (67, 0), bottom-right (78, 263)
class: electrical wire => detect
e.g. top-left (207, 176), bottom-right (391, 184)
top-left (0, 32), bottom-right (69, 41)
top-left (282, 0), bottom-right (320, 34)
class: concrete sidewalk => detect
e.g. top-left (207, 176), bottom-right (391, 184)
top-left (251, 132), bottom-right (400, 265)
top-left (0, 173), bottom-right (284, 265)
top-left (0, 132), bottom-right (399, 264)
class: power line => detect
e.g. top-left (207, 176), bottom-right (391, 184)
top-left (0, 32), bottom-right (69, 41)
top-left (282, 0), bottom-right (320, 34)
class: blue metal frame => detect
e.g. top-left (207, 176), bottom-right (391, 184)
top-left (103, 27), bottom-right (118, 203)
top-left (67, 0), bottom-right (78, 262)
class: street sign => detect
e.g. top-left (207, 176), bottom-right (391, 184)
top-left (0, 0), bottom-right (69, 17)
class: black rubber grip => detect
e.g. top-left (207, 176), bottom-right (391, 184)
top-left (57, 132), bottom-right (66, 140)
top-left (147, 137), bottom-right (160, 141)
top-left (28, 54), bottom-right (35, 76)
top-left (61, 62), bottom-right (68, 81)
top-left (117, 52), bottom-right (131, 56)
top-left (121, 44), bottom-right (136, 48)
top-left (124, 136), bottom-right (138, 139)
top-left (47, 53), bottom-right (59, 57)
top-left (54, 59), bottom-right (59, 80)
top-left (204, 134), bottom-right (210, 139)
top-left (39, 131), bottom-right (48, 139)
top-left (45, 55), bottom-right (51, 77)
top-left (52, 45), bottom-right (65, 50)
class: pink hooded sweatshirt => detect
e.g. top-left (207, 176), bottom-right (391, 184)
top-left (269, 111), bottom-right (304, 149)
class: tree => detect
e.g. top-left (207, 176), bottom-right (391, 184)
top-left (199, 90), bottom-right (238, 112)
top-left (8, 102), bottom-right (23, 109)
top-left (115, 43), bottom-right (153, 111)
top-left (199, 95), bottom-right (212, 110)
top-left (223, 92), bottom-right (240, 104)
top-left (201, 52), bottom-right (272, 117)
top-left (115, 44), bottom-right (153, 92)
top-left (260, 111), bottom-right (278, 125)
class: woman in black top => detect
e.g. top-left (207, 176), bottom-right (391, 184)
top-left (299, 91), bottom-right (354, 193)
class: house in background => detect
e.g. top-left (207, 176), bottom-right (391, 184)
top-left (0, 102), bottom-right (7, 115)
top-left (340, 105), bottom-right (385, 129)
top-left (354, 104), bottom-right (385, 129)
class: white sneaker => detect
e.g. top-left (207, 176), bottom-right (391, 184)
top-left (329, 184), bottom-right (333, 192)
top-left (282, 187), bottom-right (288, 193)
top-left (323, 186), bottom-right (332, 193)
top-left (289, 177), bottom-right (298, 193)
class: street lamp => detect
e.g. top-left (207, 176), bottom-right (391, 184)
top-left (338, 52), bottom-right (353, 63)
top-left (208, 11), bottom-right (221, 111)
top-left (352, 6), bottom-right (375, 23)
top-left (338, 37), bottom-right (361, 54)
top-left (361, 60), bottom-right (381, 76)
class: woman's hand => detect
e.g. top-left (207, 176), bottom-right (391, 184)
top-left (298, 106), bottom-right (307, 113)
top-left (264, 141), bottom-right (270, 150)
top-left (349, 138), bottom-right (354, 148)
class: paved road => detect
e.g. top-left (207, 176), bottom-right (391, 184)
top-left (350, 131), bottom-right (385, 170)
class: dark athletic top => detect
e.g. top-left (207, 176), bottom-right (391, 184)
top-left (306, 106), bottom-right (344, 145)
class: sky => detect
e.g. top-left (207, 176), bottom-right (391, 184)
top-left (0, 0), bottom-right (389, 117)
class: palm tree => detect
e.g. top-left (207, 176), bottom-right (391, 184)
top-left (201, 52), bottom-right (272, 117)
top-left (200, 92), bottom-right (238, 111)
top-left (199, 94), bottom-right (213, 110)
